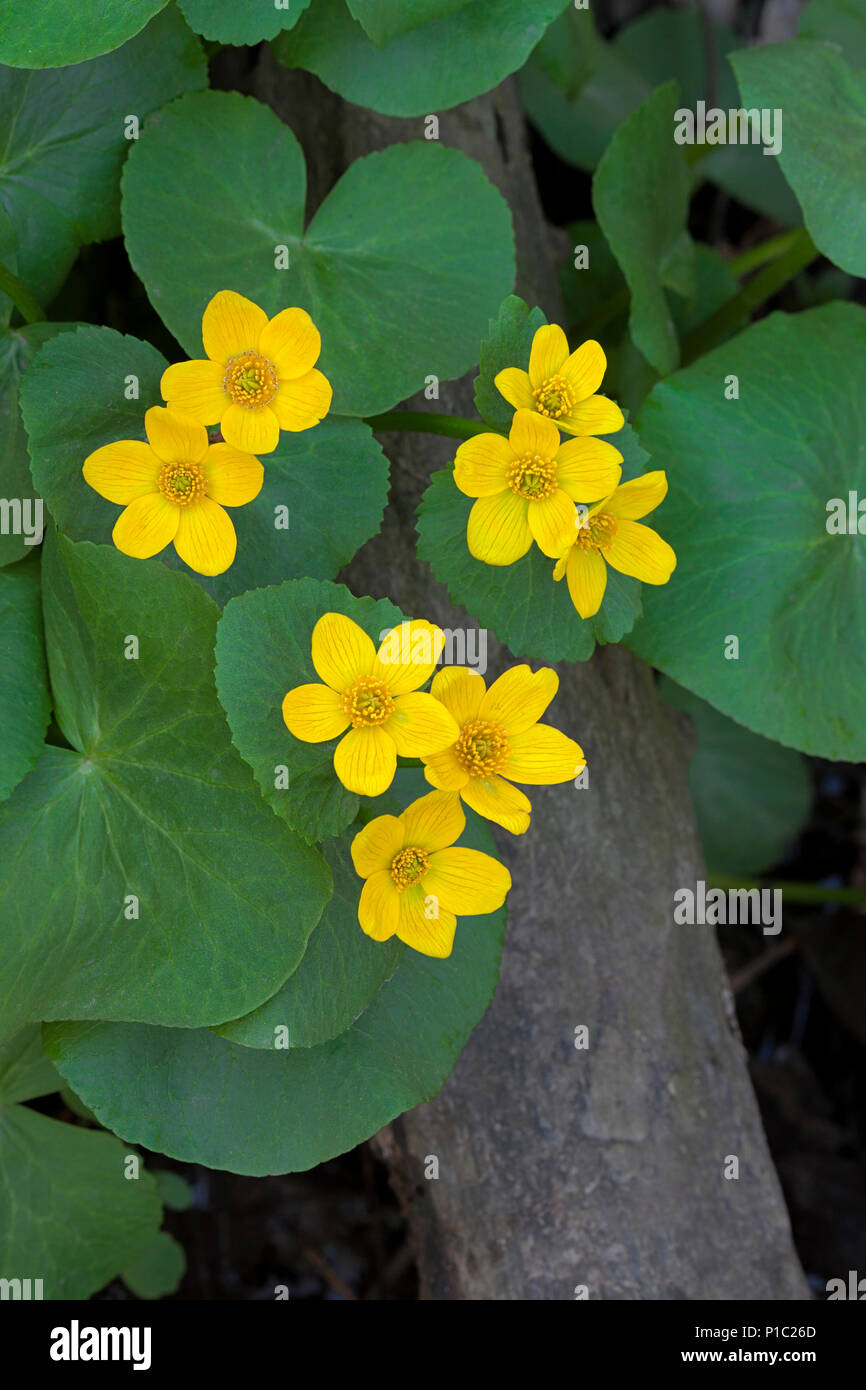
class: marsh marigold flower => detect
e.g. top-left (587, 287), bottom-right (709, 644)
top-left (422, 664), bottom-right (585, 834)
top-left (351, 789), bottom-right (511, 957)
top-left (495, 325), bottom-right (624, 437)
top-left (553, 471), bottom-right (677, 619)
top-left (161, 290), bottom-right (332, 455)
top-left (82, 406), bottom-right (263, 576)
top-left (454, 408), bottom-right (622, 566)
top-left (282, 614), bottom-right (459, 797)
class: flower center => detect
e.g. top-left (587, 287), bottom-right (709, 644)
top-left (340, 675), bottom-right (394, 728)
top-left (533, 374), bottom-right (575, 420)
top-left (575, 512), bottom-right (618, 554)
top-left (507, 451), bottom-right (558, 501)
top-left (390, 845), bottom-right (430, 890)
top-left (454, 718), bottom-right (510, 777)
top-left (223, 350), bottom-right (278, 409)
top-left (157, 460), bottom-right (207, 508)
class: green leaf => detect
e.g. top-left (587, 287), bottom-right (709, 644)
top-left (0, 1029), bottom-right (161, 1300)
top-left (626, 302), bottom-right (866, 761)
top-left (275, 0), bottom-right (570, 117)
top-left (416, 424), bottom-right (648, 662)
top-left (152, 1169), bottom-right (193, 1211)
top-left (0, 0), bottom-right (169, 67)
top-left (800, 0), bottom-right (866, 65)
top-left (0, 531), bottom-right (331, 1043)
top-left (731, 40), bottom-right (866, 278)
top-left (346, 0), bottom-right (473, 47)
top-left (44, 790), bottom-right (507, 1175)
top-left (0, 8), bottom-right (206, 304)
top-left (473, 295), bottom-right (547, 434)
top-left (21, 325), bottom-right (388, 602)
top-left (659, 678), bottom-right (812, 876)
top-left (215, 577), bottom-right (403, 842)
top-left (216, 837), bottom-right (404, 1048)
top-left (593, 82), bottom-right (692, 377)
top-left (0, 554), bottom-right (50, 803)
top-left (121, 90), bottom-right (515, 416)
top-left (177, 0), bottom-right (312, 45)
top-left (122, 1231), bottom-right (185, 1299)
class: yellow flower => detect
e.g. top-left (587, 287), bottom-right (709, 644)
top-left (351, 789), bottom-right (511, 958)
top-left (422, 664), bottom-right (585, 834)
top-left (160, 289), bottom-right (332, 455)
top-left (495, 325), bottom-right (624, 437)
top-left (82, 406), bottom-right (263, 577)
top-left (553, 471), bottom-right (677, 619)
top-left (282, 614), bottom-right (460, 797)
top-left (454, 408), bottom-right (622, 566)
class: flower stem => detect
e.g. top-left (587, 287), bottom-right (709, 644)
top-left (364, 410), bottom-right (490, 440)
top-left (709, 874), bottom-right (866, 907)
top-left (0, 262), bottom-right (45, 324)
top-left (727, 228), bottom-right (805, 278)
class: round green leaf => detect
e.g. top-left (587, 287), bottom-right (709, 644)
top-left (121, 90), bottom-right (515, 416)
top-left (346, 0), bottom-right (473, 46)
top-left (122, 1231), bottom-right (185, 1300)
top-left (276, 0), bottom-right (569, 117)
top-left (0, 0), bottom-right (168, 67)
top-left (0, 1024), bottom-right (60, 1105)
top-left (626, 302), bottom-right (866, 761)
top-left (215, 577), bottom-right (404, 842)
top-left (473, 295), bottom-right (547, 434)
top-left (177, 0), bottom-right (311, 45)
top-left (0, 531), bottom-right (331, 1043)
top-left (0, 554), bottom-right (50, 803)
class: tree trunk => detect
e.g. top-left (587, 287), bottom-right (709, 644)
top-left (233, 46), bottom-right (809, 1301)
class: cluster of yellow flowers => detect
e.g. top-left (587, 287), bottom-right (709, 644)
top-left (283, 613), bottom-right (585, 959)
top-left (456, 324), bottom-right (677, 617)
top-left (83, 290), bottom-right (331, 576)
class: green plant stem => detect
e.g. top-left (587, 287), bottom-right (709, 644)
top-left (0, 262), bottom-right (45, 324)
top-left (728, 229), bottom-right (804, 278)
top-left (681, 227), bottom-right (819, 365)
top-left (364, 410), bottom-right (489, 440)
top-left (709, 874), bottom-right (866, 907)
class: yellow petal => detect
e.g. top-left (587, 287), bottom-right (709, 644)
top-left (566, 545), bottom-right (608, 619)
top-left (358, 869), bottom-right (401, 942)
top-left (480, 664), bottom-right (558, 735)
top-left (202, 290), bottom-right (267, 363)
top-left (502, 723), bottom-right (586, 785)
top-left (560, 339), bottom-right (607, 402)
top-left (173, 496), bottom-right (237, 576)
top-left (271, 369), bottom-right (332, 431)
top-left (556, 437), bottom-right (623, 502)
top-left (112, 492), bottom-right (179, 559)
top-left (461, 775), bottom-right (531, 835)
top-left (311, 612), bottom-right (376, 691)
top-left (396, 884), bottom-right (456, 958)
top-left (453, 433), bottom-right (513, 498)
top-left (351, 814), bottom-right (405, 878)
top-left (606, 519), bottom-right (677, 584)
top-left (429, 666), bottom-right (486, 725)
top-left (83, 441), bottom-right (161, 503)
top-left (508, 406), bottom-right (560, 459)
top-left (559, 394), bottom-right (625, 438)
top-left (144, 405), bottom-right (208, 464)
top-left (528, 323), bottom-right (569, 386)
top-left (467, 491), bottom-right (532, 566)
top-left (334, 725), bottom-right (397, 796)
top-left (388, 692), bottom-right (459, 756)
top-left (605, 471), bottom-right (668, 520)
top-left (494, 366), bottom-right (534, 410)
top-left (425, 847), bottom-right (512, 914)
top-left (259, 307), bottom-right (321, 380)
top-left (422, 747), bottom-right (469, 792)
top-left (202, 443), bottom-right (264, 507)
top-left (400, 789), bottom-right (465, 852)
top-left (160, 359), bottom-right (226, 424)
top-left (221, 402), bottom-right (280, 455)
top-left (528, 489), bottom-right (577, 558)
top-left (373, 620), bottom-right (445, 694)
top-left (281, 684), bottom-right (349, 743)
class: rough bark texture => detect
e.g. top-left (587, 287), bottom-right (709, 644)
top-left (233, 47), bottom-right (809, 1300)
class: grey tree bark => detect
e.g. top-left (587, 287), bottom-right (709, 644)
top-left (231, 47), bottom-right (809, 1301)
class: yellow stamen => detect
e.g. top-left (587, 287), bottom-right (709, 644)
top-left (390, 845), bottom-right (430, 890)
top-left (533, 373), bottom-right (575, 420)
top-left (575, 512), bottom-right (618, 554)
top-left (340, 675), bottom-right (394, 728)
top-left (507, 451), bottom-right (558, 501)
top-left (223, 350), bottom-right (278, 409)
top-left (454, 718), bottom-right (510, 777)
top-left (157, 460), bottom-right (207, 508)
